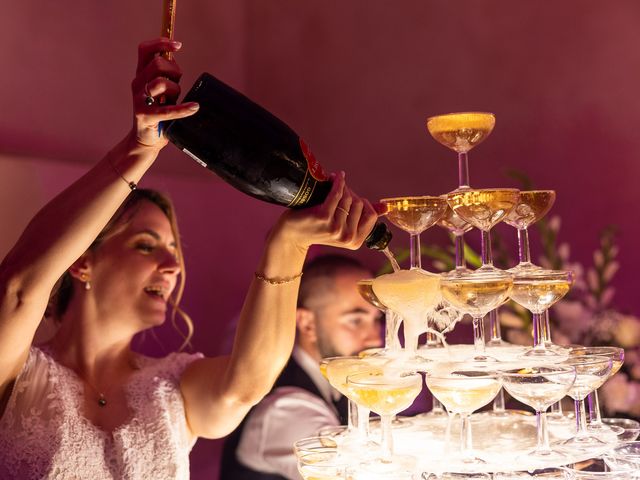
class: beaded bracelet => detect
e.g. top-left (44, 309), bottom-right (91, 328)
top-left (254, 271), bottom-right (303, 285)
top-left (108, 158), bottom-right (137, 191)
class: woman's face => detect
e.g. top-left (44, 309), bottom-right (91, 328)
top-left (87, 200), bottom-right (181, 329)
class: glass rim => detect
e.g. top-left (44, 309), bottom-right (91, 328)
top-left (498, 365), bottom-right (576, 378)
top-left (562, 353), bottom-right (612, 367)
top-left (426, 111), bottom-right (496, 121)
top-left (379, 195), bottom-right (448, 203)
top-left (346, 370), bottom-right (421, 387)
top-left (446, 187), bottom-right (520, 196)
top-left (512, 269), bottom-right (575, 281)
top-left (440, 270), bottom-right (514, 282)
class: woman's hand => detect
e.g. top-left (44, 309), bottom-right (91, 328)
top-left (130, 38), bottom-right (199, 150)
top-left (271, 171), bottom-right (383, 254)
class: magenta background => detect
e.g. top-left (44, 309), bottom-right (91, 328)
top-left (2, 1), bottom-right (640, 478)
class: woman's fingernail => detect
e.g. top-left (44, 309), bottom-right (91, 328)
top-left (340, 171), bottom-right (346, 178)
top-left (171, 40), bottom-right (183, 49)
top-left (188, 102), bottom-right (200, 111)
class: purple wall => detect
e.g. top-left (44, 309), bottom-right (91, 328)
top-left (2, 1), bottom-right (640, 478)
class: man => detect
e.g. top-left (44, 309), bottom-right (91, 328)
top-left (219, 254), bottom-right (383, 480)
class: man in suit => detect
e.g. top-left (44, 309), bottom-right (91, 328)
top-left (220, 254), bottom-right (383, 480)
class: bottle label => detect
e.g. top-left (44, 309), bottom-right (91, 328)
top-left (299, 139), bottom-right (328, 181)
top-left (287, 139), bottom-right (328, 208)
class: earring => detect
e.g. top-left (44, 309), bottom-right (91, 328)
top-left (80, 273), bottom-right (91, 291)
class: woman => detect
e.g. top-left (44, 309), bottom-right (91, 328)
top-left (0, 38), bottom-right (380, 478)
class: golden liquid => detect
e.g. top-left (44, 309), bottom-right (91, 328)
top-left (325, 358), bottom-right (385, 397)
top-left (504, 190), bottom-right (556, 229)
top-left (440, 276), bottom-right (513, 317)
top-left (447, 189), bottom-right (520, 231)
top-left (381, 196), bottom-right (448, 235)
top-left (319, 363), bottom-right (328, 379)
top-left (357, 280), bottom-right (386, 310)
top-left (349, 383), bottom-right (421, 415)
top-left (427, 112), bottom-right (496, 153)
top-left (427, 377), bottom-right (501, 414)
top-left (358, 347), bottom-right (384, 358)
top-left (510, 278), bottom-right (572, 314)
top-left (612, 360), bottom-right (623, 376)
top-left (437, 204), bottom-right (473, 235)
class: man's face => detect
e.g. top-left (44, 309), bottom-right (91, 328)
top-left (314, 270), bottom-right (383, 358)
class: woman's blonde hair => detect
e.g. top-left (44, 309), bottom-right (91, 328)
top-left (47, 189), bottom-right (194, 350)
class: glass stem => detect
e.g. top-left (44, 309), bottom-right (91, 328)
top-left (410, 233), bottom-right (421, 269)
top-left (481, 230), bottom-right (493, 267)
top-left (460, 413), bottom-right (473, 458)
top-left (455, 233), bottom-right (466, 270)
top-left (472, 316), bottom-right (486, 353)
top-left (488, 309), bottom-right (502, 344)
top-left (517, 227), bottom-right (532, 265)
top-left (543, 309), bottom-right (552, 345)
top-left (458, 151), bottom-right (470, 189)
top-left (347, 399), bottom-right (357, 432)
top-left (356, 405), bottom-right (370, 439)
top-left (587, 389), bottom-right (603, 426)
top-left (550, 400), bottom-right (563, 416)
top-left (532, 312), bottom-right (546, 349)
top-left (380, 414), bottom-right (394, 463)
top-left (493, 389), bottom-right (506, 412)
top-left (575, 398), bottom-right (588, 437)
top-left (536, 410), bottom-right (551, 452)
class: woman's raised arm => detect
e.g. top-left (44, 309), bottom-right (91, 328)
top-left (0, 38), bottom-right (198, 397)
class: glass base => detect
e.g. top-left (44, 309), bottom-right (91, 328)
top-left (587, 421), bottom-right (624, 436)
top-left (561, 433), bottom-right (608, 452)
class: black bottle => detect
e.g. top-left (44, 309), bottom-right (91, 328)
top-left (165, 73), bottom-right (391, 250)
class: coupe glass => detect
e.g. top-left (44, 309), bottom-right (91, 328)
top-left (297, 450), bottom-right (348, 480)
top-left (562, 457), bottom-right (640, 479)
top-left (380, 196), bottom-right (448, 270)
top-left (323, 356), bottom-right (387, 443)
top-left (440, 270), bottom-right (513, 361)
top-left (426, 112), bottom-right (496, 190)
top-left (504, 190), bottom-right (556, 273)
top-left (604, 441), bottom-right (640, 471)
top-left (560, 355), bottom-right (613, 451)
top-left (499, 365), bottom-right (576, 463)
top-left (347, 371), bottom-right (422, 468)
top-left (569, 346), bottom-right (624, 435)
top-left (425, 364), bottom-right (502, 468)
top-left (372, 269), bottom-right (441, 364)
top-left (510, 270), bottom-right (575, 357)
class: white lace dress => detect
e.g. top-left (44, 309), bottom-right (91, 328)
top-left (0, 346), bottom-right (204, 479)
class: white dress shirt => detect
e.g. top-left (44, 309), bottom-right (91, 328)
top-left (235, 347), bottom-right (341, 480)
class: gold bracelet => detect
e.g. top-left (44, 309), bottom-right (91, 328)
top-left (254, 271), bottom-right (303, 285)
top-left (108, 158), bottom-right (137, 191)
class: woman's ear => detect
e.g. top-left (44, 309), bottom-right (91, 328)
top-left (68, 253), bottom-right (93, 283)
top-left (296, 307), bottom-right (317, 343)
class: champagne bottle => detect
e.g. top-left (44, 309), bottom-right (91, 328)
top-left (165, 73), bottom-right (391, 250)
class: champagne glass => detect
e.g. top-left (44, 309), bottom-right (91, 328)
top-left (297, 451), bottom-right (348, 480)
top-left (347, 371), bottom-right (422, 467)
top-left (372, 269), bottom-right (441, 364)
top-left (426, 112), bottom-right (496, 190)
top-left (380, 196), bottom-right (448, 270)
top-left (504, 190), bottom-right (556, 273)
top-left (446, 188), bottom-right (519, 348)
top-left (440, 270), bottom-right (513, 361)
top-left (569, 346), bottom-right (625, 435)
top-left (510, 270), bottom-right (575, 357)
top-left (499, 365), bottom-right (577, 463)
top-left (560, 355), bottom-right (613, 451)
top-left (437, 203), bottom-right (474, 273)
top-left (357, 279), bottom-right (400, 356)
top-left (294, 436), bottom-right (338, 457)
top-left (425, 364), bottom-right (502, 468)
top-left (562, 457), bottom-right (640, 479)
top-left (323, 356), bottom-right (387, 443)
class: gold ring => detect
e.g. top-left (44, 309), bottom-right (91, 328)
top-left (336, 206), bottom-right (350, 216)
top-left (144, 83), bottom-right (155, 106)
